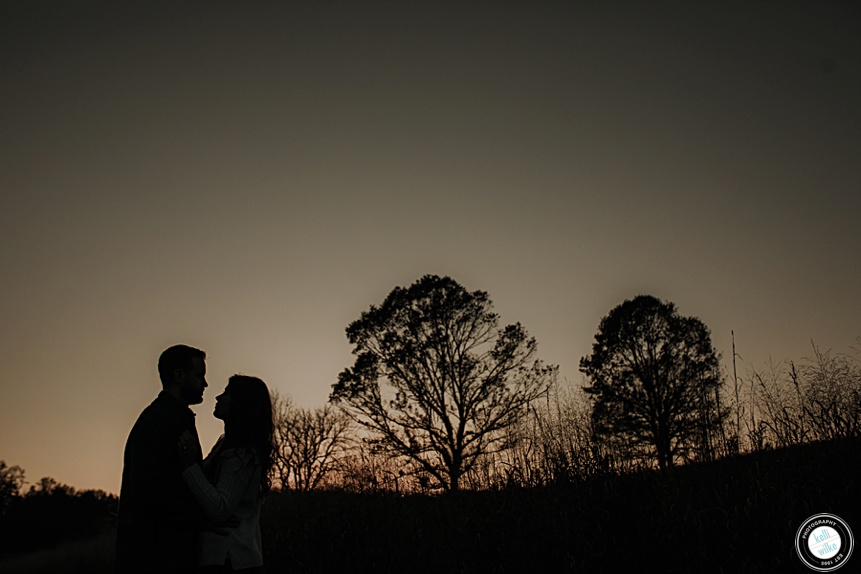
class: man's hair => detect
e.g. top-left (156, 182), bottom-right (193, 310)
top-left (158, 344), bottom-right (206, 387)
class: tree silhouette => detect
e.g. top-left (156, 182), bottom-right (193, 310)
top-left (580, 295), bottom-right (725, 469)
top-left (0, 461), bottom-right (25, 516)
top-left (331, 275), bottom-right (555, 491)
top-left (272, 392), bottom-right (353, 491)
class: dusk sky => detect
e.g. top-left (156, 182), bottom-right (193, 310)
top-left (1, 1), bottom-right (859, 494)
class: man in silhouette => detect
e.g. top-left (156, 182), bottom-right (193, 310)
top-left (116, 344), bottom-right (208, 574)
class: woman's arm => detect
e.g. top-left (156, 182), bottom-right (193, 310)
top-left (181, 448), bottom-right (257, 523)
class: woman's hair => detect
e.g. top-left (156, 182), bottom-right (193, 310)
top-left (224, 374), bottom-right (275, 495)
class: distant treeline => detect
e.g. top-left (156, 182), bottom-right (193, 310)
top-left (0, 466), bottom-right (117, 561)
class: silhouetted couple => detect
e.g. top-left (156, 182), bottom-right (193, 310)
top-left (115, 345), bottom-right (274, 574)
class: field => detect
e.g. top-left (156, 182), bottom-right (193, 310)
top-left (2, 437), bottom-right (858, 573)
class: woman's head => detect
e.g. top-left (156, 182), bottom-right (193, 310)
top-left (217, 374), bottom-right (275, 493)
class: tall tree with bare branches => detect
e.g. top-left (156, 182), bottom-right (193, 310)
top-left (331, 275), bottom-right (555, 492)
top-left (272, 393), bottom-right (353, 491)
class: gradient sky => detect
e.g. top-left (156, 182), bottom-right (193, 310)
top-left (1, 1), bottom-right (859, 494)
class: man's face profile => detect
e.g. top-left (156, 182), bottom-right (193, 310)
top-left (176, 357), bottom-right (207, 405)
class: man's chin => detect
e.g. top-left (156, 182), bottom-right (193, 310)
top-left (185, 393), bottom-right (205, 406)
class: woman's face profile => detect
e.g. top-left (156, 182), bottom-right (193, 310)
top-left (214, 386), bottom-right (232, 421)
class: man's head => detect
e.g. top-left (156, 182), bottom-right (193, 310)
top-left (158, 344), bottom-right (207, 405)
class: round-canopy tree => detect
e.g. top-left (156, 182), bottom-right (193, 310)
top-left (331, 275), bottom-right (555, 491)
top-left (580, 295), bottom-right (725, 469)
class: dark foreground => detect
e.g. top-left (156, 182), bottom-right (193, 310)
top-left (2, 438), bottom-right (858, 573)
top-left (263, 438), bottom-right (859, 573)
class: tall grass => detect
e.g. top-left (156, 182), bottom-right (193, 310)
top-left (261, 437), bottom-right (859, 573)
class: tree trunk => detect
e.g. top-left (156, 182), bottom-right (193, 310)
top-left (656, 425), bottom-right (673, 469)
top-left (448, 454), bottom-right (462, 492)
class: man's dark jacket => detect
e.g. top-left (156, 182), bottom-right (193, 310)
top-left (115, 391), bottom-right (203, 573)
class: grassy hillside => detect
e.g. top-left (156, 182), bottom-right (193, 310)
top-left (261, 438), bottom-right (859, 573)
top-left (1, 438), bottom-right (857, 573)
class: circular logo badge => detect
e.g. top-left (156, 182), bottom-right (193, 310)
top-left (796, 514), bottom-right (854, 571)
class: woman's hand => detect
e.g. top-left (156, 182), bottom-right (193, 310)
top-left (177, 430), bottom-right (201, 470)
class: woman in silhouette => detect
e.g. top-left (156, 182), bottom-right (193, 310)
top-left (179, 374), bottom-right (275, 573)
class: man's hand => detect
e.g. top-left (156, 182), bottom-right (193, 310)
top-left (177, 431), bottom-right (201, 470)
